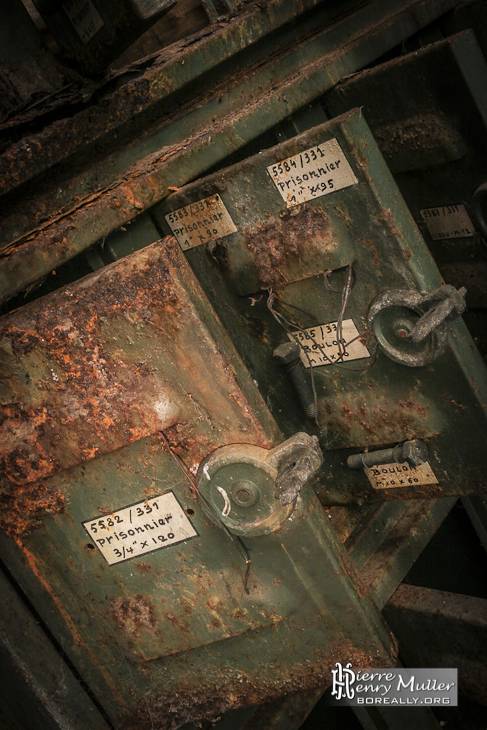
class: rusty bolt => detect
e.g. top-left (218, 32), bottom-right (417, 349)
top-left (393, 319), bottom-right (413, 340)
top-left (347, 439), bottom-right (429, 470)
top-left (273, 341), bottom-right (318, 420)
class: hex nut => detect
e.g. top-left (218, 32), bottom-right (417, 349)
top-left (273, 341), bottom-right (301, 364)
top-left (402, 439), bottom-right (429, 467)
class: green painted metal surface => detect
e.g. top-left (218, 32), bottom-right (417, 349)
top-left (194, 497), bottom-right (456, 730)
top-left (152, 109), bottom-right (487, 503)
top-left (1, 4), bottom-right (486, 727)
top-left (77, 211), bottom-right (460, 730)
top-left (0, 0), bottom-right (464, 304)
top-left (351, 498), bottom-right (457, 607)
top-left (325, 30), bottom-right (487, 309)
top-left (0, 237), bottom-right (396, 728)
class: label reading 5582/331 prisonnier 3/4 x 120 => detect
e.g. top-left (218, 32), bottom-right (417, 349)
top-left (83, 492), bottom-right (198, 565)
top-left (267, 138), bottom-right (358, 207)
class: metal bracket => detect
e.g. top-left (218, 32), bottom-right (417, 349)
top-left (408, 285), bottom-right (467, 343)
top-left (368, 285), bottom-right (467, 367)
top-left (196, 433), bottom-right (323, 536)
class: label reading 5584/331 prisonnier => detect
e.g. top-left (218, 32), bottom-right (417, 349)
top-left (267, 138), bottom-right (358, 207)
top-left (83, 492), bottom-right (198, 565)
top-left (291, 319), bottom-right (370, 367)
top-left (420, 204), bottom-right (475, 240)
top-left (365, 461), bottom-right (439, 490)
top-left (165, 194), bottom-right (237, 251)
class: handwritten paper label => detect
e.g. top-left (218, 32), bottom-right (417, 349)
top-left (64, 0), bottom-right (104, 44)
top-left (420, 204), bottom-right (475, 240)
top-left (83, 492), bottom-right (198, 565)
top-left (267, 138), bottom-right (358, 207)
top-left (165, 194), bottom-right (237, 251)
top-left (291, 319), bottom-right (370, 367)
top-left (365, 461), bottom-right (439, 490)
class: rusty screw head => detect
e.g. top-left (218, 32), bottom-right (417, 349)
top-left (393, 319), bottom-right (413, 340)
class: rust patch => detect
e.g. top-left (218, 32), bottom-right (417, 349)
top-left (325, 391), bottom-right (437, 450)
top-left (360, 238), bottom-right (381, 269)
top-left (0, 479), bottom-right (65, 537)
top-left (136, 562), bottom-right (152, 573)
top-left (121, 638), bottom-right (396, 730)
top-left (374, 113), bottom-right (466, 169)
top-left (245, 207), bottom-right (336, 289)
top-left (0, 238), bottom-right (181, 490)
top-left (374, 207), bottom-right (407, 244)
top-left (163, 611), bottom-right (191, 636)
top-left (245, 220), bottom-right (296, 290)
top-left (0, 235), bottom-right (274, 501)
top-left (15, 539), bottom-right (86, 647)
top-left (160, 423), bottom-right (214, 471)
top-left (111, 595), bottom-right (156, 634)
top-left (396, 397), bottom-right (427, 420)
top-left (207, 240), bottom-right (230, 271)
top-left (327, 504), bottom-right (365, 544)
top-left (243, 314), bottom-right (268, 343)
top-left (1, 236), bottom-right (277, 534)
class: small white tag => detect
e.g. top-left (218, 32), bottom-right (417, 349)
top-left (165, 194), bottom-right (237, 251)
top-left (420, 204), bottom-right (475, 240)
top-left (267, 138), bottom-right (358, 207)
top-left (365, 461), bottom-right (439, 490)
top-left (64, 0), bottom-right (104, 44)
top-left (291, 319), bottom-right (370, 367)
top-left (83, 492), bottom-right (198, 565)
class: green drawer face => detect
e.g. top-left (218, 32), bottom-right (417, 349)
top-left (325, 30), bottom-right (487, 308)
top-left (0, 238), bottom-right (395, 728)
top-left (153, 108), bottom-right (487, 504)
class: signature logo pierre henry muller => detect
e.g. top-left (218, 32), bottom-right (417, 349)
top-left (330, 663), bottom-right (458, 706)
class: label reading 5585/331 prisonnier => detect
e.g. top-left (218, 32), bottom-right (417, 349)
top-left (267, 138), bottom-right (358, 207)
top-left (165, 194), bottom-right (237, 251)
top-left (365, 461), bottom-right (439, 490)
top-left (420, 204), bottom-right (475, 240)
top-left (83, 492), bottom-right (198, 565)
top-left (291, 319), bottom-right (370, 367)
